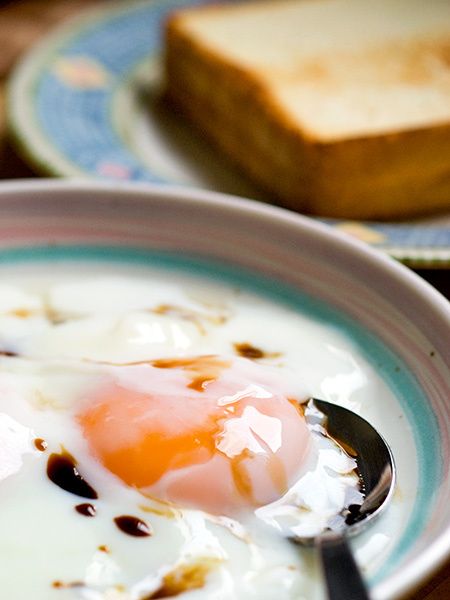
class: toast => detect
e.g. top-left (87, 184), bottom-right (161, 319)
top-left (164, 0), bottom-right (450, 220)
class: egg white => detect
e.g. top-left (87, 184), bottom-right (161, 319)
top-left (0, 263), bottom-right (416, 599)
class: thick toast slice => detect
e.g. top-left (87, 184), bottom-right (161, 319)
top-left (164, 0), bottom-right (450, 220)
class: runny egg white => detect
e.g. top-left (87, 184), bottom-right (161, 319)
top-left (0, 263), bottom-right (415, 599)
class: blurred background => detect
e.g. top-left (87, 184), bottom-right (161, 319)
top-left (0, 0), bottom-right (448, 297)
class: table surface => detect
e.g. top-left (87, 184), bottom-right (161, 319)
top-left (0, 1), bottom-right (449, 598)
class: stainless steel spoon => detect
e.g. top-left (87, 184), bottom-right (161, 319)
top-left (292, 398), bottom-right (396, 600)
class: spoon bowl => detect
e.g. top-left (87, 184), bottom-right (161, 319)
top-left (292, 399), bottom-right (396, 600)
top-left (308, 399), bottom-right (395, 536)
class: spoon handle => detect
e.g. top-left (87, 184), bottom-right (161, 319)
top-left (317, 532), bottom-right (370, 600)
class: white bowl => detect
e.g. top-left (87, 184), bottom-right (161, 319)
top-left (0, 179), bottom-right (449, 599)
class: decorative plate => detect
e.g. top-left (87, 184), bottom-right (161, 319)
top-left (7, 0), bottom-right (450, 267)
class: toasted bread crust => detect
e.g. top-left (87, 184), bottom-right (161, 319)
top-left (164, 6), bottom-right (450, 220)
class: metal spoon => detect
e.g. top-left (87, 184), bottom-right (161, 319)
top-left (292, 398), bottom-right (396, 600)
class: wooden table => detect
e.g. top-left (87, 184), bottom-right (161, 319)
top-left (0, 1), bottom-right (449, 598)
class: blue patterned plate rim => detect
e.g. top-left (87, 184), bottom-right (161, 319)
top-left (6, 0), bottom-right (450, 267)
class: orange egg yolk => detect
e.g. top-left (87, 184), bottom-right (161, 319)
top-left (77, 356), bottom-right (311, 515)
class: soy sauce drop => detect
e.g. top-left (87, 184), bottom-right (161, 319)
top-left (34, 438), bottom-right (48, 452)
top-left (75, 503), bottom-right (96, 517)
top-left (47, 450), bottom-right (98, 499)
top-left (114, 515), bottom-right (152, 537)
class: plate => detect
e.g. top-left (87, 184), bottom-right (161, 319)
top-left (7, 0), bottom-right (450, 267)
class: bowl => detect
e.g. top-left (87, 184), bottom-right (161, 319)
top-left (0, 179), bottom-right (449, 599)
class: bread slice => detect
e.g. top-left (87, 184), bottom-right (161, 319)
top-left (164, 0), bottom-right (450, 220)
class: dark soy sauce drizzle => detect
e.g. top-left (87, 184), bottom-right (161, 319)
top-left (47, 450), bottom-right (98, 499)
top-left (234, 342), bottom-right (265, 359)
top-left (75, 503), bottom-right (96, 517)
top-left (114, 515), bottom-right (152, 537)
top-left (34, 438), bottom-right (48, 452)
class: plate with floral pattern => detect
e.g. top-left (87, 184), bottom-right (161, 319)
top-left (7, 0), bottom-right (450, 267)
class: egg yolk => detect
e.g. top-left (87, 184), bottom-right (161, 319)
top-left (77, 356), bottom-right (311, 515)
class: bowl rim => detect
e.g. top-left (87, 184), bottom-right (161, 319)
top-left (0, 177), bottom-right (449, 599)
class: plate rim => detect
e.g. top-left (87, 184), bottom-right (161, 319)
top-left (7, 0), bottom-right (158, 179)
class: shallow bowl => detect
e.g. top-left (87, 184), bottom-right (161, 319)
top-left (0, 179), bottom-right (449, 599)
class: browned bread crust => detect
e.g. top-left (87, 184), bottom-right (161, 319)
top-left (164, 7), bottom-right (450, 220)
